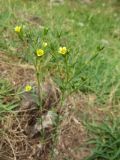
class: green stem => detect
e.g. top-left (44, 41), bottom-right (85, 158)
top-left (35, 57), bottom-right (44, 139)
top-left (65, 55), bottom-right (69, 84)
top-left (63, 55), bottom-right (69, 96)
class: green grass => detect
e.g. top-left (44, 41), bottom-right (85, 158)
top-left (85, 118), bottom-right (120, 160)
top-left (0, 79), bottom-right (18, 115)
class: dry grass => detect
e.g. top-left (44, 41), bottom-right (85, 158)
top-left (0, 51), bottom-right (35, 86)
top-left (0, 93), bottom-right (90, 160)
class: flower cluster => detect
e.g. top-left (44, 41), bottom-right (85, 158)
top-left (14, 25), bottom-right (68, 93)
top-left (14, 25), bottom-right (68, 56)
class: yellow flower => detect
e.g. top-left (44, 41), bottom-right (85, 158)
top-left (25, 85), bottom-right (32, 92)
top-left (36, 49), bottom-right (44, 57)
top-left (14, 26), bottom-right (21, 33)
top-left (42, 42), bottom-right (47, 48)
top-left (59, 47), bottom-right (67, 55)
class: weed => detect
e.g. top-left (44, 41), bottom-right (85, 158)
top-left (0, 0), bottom-right (120, 159)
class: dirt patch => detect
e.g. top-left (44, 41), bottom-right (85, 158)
top-left (57, 116), bottom-right (90, 160)
top-left (0, 51), bottom-right (35, 86)
top-left (0, 92), bottom-right (90, 160)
